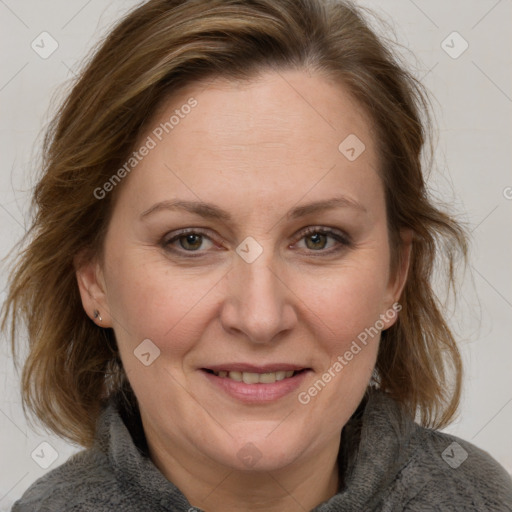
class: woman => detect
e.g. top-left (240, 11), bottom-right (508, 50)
top-left (3, 0), bottom-right (512, 510)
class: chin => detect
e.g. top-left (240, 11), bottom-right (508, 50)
top-left (210, 431), bottom-right (307, 472)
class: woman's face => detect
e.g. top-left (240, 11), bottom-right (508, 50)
top-left (78, 69), bottom-right (410, 473)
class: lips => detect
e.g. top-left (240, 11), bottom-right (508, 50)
top-left (201, 365), bottom-right (310, 402)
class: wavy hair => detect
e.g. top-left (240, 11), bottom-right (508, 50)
top-left (1, 0), bottom-right (468, 447)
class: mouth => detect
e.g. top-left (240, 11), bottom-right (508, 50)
top-left (202, 368), bottom-right (306, 384)
top-left (200, 364), bottom-right (311, 403)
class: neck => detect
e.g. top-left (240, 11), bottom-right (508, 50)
top-left (144, 425), bottom-right (341, 512)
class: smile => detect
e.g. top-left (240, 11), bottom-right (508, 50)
top-left (201, 365), bottom-right (311, 402)
top-left (205, 369), bottom-right (302, 383)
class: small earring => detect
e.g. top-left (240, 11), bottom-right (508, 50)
top-left (93, 309), bottom-right (102, 322)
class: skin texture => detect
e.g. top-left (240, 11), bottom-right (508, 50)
top-left (76, 68), bottom-right (412, 512)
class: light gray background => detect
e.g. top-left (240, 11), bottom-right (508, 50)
top-left (1, 0), bottom-right (511, 509)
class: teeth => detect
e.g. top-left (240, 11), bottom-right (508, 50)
top-left (212, 370), bottom-right (299, 383)
top-left (259, 372), bottom-right (276, 383)
top-left (276, 371), bottom-right (287, 381)
top-left (242, 372), bottom-right (260, 384)
top-left (229, 371), bottom-right (242, 382)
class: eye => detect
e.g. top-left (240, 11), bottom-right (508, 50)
top-left (162, 229), bottom-right (215, 255)
top-left (293, 226), bottom-right (352, 255)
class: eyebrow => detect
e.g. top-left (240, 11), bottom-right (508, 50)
top-left (139, 196), bottom-right (367, 222)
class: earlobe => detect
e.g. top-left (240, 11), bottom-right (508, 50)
top-left (74, 254), bottom-right (112, 327)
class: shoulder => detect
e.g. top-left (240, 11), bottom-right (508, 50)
top-left (398, 425), bottom-right (512, 511)
top-left (10, 447), bottom-right (124, 512)
top-left (358, 390), bottom-right (512, 511)
top-left (10, 396), bottom-right (140, 511)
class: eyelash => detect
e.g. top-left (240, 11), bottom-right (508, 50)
top-left (161, 226), bottom-right (352, 258)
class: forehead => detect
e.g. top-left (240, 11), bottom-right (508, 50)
top-left (117, 69), bottom-right (383, 217)
top-left (163, 69), bottom-right (374, 155)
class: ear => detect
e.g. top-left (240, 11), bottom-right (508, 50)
top-left (382, 228), bottom-right (413, 329)
top-left (74, 250), bottom-right (113, 327)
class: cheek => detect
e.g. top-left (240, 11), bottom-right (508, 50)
top-left (298, 265), bottom-right (386, 423)
top-left (316, 258), bottom-right (390, 336)
top-left (305, 258), bottom-right (391, 395)
top-left (105, 248), bottom-right (219, 356)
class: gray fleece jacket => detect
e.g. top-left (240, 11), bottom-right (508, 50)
top-left (11, 388), bottom-right (512, 511)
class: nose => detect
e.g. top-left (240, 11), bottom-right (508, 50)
top-left (219, 251), bottom-right (297, 345)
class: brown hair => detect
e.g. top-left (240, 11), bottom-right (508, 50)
top-left (1, 0), bottom-right (468, 447)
